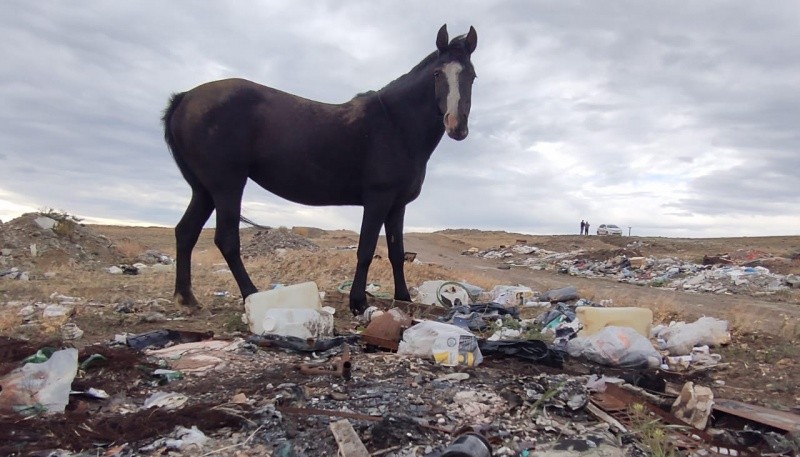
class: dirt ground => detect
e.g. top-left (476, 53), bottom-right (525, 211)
top-left (1, 217), bottom-right (799, 455)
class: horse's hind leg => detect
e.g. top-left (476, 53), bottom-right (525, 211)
top-left (174, 188), bottom-right (215, 308)
top-left (384, 204), bottom-right (411, 302)
top-left (213, 183), bottom-right (258, 301)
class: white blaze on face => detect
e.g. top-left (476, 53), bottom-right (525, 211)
top-left (443, 62), bottom-right (463, 131)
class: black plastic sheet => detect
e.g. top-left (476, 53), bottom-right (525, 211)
top-left (479, 339), bottom-right (566, 368)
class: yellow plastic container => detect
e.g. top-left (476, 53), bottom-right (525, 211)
top-left (576, 306), bottom-right (653, 338)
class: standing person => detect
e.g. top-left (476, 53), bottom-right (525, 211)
top-left (580, 220), bottom-right (585, 235)
top-left (585, 221), bottom-right (590, 235)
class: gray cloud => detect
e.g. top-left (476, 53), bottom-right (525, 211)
top-left (1, 0), bottom-right (798, 237)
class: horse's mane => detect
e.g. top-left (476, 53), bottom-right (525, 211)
top-left (364, 34), bottom-right (472, 98)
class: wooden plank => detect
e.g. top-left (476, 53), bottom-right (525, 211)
top-left (329, 419), bottom-right (370, 457)
top-left (714, 398), bottom-right (800, 433)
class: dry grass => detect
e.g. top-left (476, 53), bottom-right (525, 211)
top-left (113, 239), bottom-right (148, 260)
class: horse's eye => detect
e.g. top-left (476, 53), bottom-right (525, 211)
top-left (433, 70), bottom-right (441, 78)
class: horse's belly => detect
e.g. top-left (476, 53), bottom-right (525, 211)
top-left (249, 167), bottom-right (362, 206)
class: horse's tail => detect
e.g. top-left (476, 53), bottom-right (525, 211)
top-left (162, 92), bottom-right (203, 189)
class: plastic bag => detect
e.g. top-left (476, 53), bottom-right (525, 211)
top-left (567, 326), bottom-right (661, 369)
top-left (656, 317), bottom-right (730, 355)
top-left (398, 321), bottom-right (482, 367)
top-left (0, 348), bottom-right (78, 415)
top-left (539, 285), bottom-right (579, 303)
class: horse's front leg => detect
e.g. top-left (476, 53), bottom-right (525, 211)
top-left (384, 203), bottom-right (411, 302)
top-left (350, 198), bottom-right (391, 315)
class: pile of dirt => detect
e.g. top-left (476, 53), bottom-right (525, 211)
top-left (0, 213), bottom-right (122, 274)
top-left (241, 227), bottom-right (319, 258)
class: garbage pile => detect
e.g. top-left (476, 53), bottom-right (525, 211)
top-left (241, 226), bottom-right (320, 258)
top-left (2, 279), bottom-right (798, 456)
top-left (106, 250), bottom-right (175, 276)
top-left (0, 212), bottom-right (122, 279)
top-left (466, 243), bottom-right (800, 296)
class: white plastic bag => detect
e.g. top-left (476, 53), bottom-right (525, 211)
top-left (567, 326), bottom-right (661, 369)
top-left (0, 348), bottom-right (78, 415)
top-left (657, 317), bottom-right (730, 355)
top-left (398, 321), bottom-right (482, 367)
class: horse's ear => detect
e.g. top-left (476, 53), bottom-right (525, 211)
top-left (465, 26), bottom-right (477, 54)
top-left (436, 24), bottom-right (449, 52)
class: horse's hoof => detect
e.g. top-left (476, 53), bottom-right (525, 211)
top-left (174, 292), bottom-right (203, 309)
top-left (349, 301), bottom-right (367, 316)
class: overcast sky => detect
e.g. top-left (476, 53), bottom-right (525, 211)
top-left (1, 1), bottom-right (798, 238)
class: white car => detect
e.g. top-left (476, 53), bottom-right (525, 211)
top-left (597, 224), bottom-right (623, 236)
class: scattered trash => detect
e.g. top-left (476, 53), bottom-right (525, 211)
top-left (124, 329), bottom-right (214, 350)
top-left (439, 302), bottom-right (518, 332)
top-left (468, 243), bottom-right (797, 297)
top-left (21, 347), bottom-right (57, 364)
top-left (248, 334), bottom-right (361, 352)
top-left (362, 308), bottom-right (412, 350)
top-left (153, 369), bottom-right (184, 383)
top-left (398, 321), bottom-right (483, 367)
top-left (60, 322), bottom-right (84, 340)
top-left (71, 387), bottom-right (110, 400)
top-left (439, 432), bottom-right (492, 457)
top-left (0, 348), bottom-right (79, 415)
top-left (478, 340), bottom-right (565, 368)
top-left (261, 307), bottom-right (334, 339)
top-left (672, 381), bottom-right (714, 429)
top-left (539, 285), bottom-right (579, 303)
top-left (567, 326), bottom-right (661, 368)
top-left (489, 284), bottom-right (534, 307)
top-left (243, 281), bottom-right (324, 335)
top-left (0, 216), bottom-right (795, 455)
top-left (713, 398), bottom-right (800, 434)
top-left (329, 419), bottom-right (370, 457)
top-left (415, 280), bottom-right (473, 307)
top-left (143, 391), bottom-right (189, 410)
top-left (140, 425), bottom-right (208, 452)
top-left (655, 316), bottom-right (731, 355)
top-left (298, 345), bottom-right (352, 379)
top-left (145, 339), bottom-right (244, 374)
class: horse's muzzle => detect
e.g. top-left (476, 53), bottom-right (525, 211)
top-left (447, 126), bottom-right (469, 141)
top-left (444, 113), bottom-right (469, 140)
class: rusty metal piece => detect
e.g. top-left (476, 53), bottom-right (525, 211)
top-left (714, 398), bottom-right (800, 434)
top-left (361, 308), bottom-right (413, 350)
top-left (298, 345), bottom-right (352, 379)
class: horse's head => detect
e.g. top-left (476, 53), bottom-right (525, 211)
top-left (434, 24), bottom-right (478, 141)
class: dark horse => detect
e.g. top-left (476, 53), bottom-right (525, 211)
top-left (163, 25), bottom-right (478, 315)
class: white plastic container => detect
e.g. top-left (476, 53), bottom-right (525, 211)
top-left (490, 285), bottom-right (534, 308)
top-left (262, 308), bottom-right (334, 339)
top-left (576, 306), bottom-right (653, 338)
top-left (243, 281), bottom-right (322, 335)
